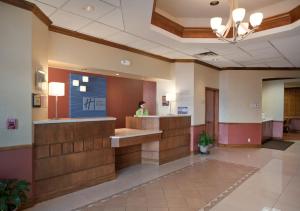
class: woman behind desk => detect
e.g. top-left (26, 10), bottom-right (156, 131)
top-left (135, 101), bottom-right (149, 117)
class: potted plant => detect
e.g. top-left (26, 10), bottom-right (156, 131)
top-left (0, 179), bottom-right (30, 211)
top-left (198, 132), bottom-right (214, 154)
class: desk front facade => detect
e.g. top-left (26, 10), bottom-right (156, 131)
top-left (126, 115), bottom-right (191, 164)
top-left (33, 118), bottom-right (116, 202)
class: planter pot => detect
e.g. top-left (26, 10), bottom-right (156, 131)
top-left (198, 145), bottom-right (209, 154)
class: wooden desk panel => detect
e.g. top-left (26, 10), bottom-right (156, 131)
top-left (33, 120), bottom-right (116, 202)
top-left (126, 116), bottom-right (191, 165)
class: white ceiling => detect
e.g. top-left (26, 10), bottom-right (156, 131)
top-left (27, 0), bottom-right (300, 68)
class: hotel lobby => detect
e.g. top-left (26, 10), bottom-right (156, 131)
top-left (0, 0), bottom-right (300, 210)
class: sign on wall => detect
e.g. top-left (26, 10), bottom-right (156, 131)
top-left (69, 73), bottom-right (106, 118)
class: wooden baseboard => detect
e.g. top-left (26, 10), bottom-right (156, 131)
top-left (218, 144), bottom-right (261, 148)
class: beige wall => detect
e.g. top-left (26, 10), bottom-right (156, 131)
top-left (32, 15), bottom-right (49, 121)
top-left (220, 70), bottom-right (300, 123)
top-left (0, 3), bottom-right (32, 147)
top-left (48, 32), bottom-right (172, 80)
top-left (262, 80), bottom-right (284, 121)
top-left (172, 63), bottom-right (219, 125)
top-left (194, 63), bottom-right (219, 125)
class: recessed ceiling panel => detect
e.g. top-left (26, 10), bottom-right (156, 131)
top-left (50, 10), bottom-right (91, 30)
top-left (62, 0), bottom-right (115, 20)
top-left (98, 8), bottom-right (124, 30)
top-left (102, 0), bottom-right (121, 7)
top-left (106, 32), bottom-right (140, 45)
top-left (78, 21), bottom-right (120, 38)
top-left (36, 0), bottom-right (69, 8)
top-left (156, 0), bottom-right (283, 18)
top-left (270, 34), bottom-right (300, 67)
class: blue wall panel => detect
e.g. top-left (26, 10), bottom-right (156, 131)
top-left (69, 73), bottom-right (106, 118)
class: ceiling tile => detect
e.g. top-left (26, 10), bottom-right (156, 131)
top-left (98, 8), bottom-right (124, 30)
top-left (248, 47), bottom-right (281, 60)
top-left (270, 34), bottom-right (300, 67)
top-left (50, 10), bottom-right (91, 30)
top-left (265, 58), bottom-right (294, 67)
top-left (128, 39), bottom-right (160, 51)
top-left (207, 45), bottom-right (243, 55)
top-left (238, 41), bottom-right (273, 51)
top-left (162, 51), bottom-right (190, 59)
top-left (62, 0), bottom-right (115, 20)
top-left (36, 0), bottom-right (69, 8)
top-left (78, 21), bottom-right (120, 38)
top-left (101, 0), bottom-right (121, 7)
top-left (106, 32), bottom-right (140, 45)
top-left (27, 0), bottom-right (56, 16)
top-left (245, 64), bottom-right (268, 67)
top-left (148, 46), bottom-right (173, 55)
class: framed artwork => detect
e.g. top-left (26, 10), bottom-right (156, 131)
top-left (32, 93), bottom-right (41, 108)
top-left (162, 96), bottom-right (169, 106)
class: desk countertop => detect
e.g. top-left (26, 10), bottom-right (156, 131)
top-left (33, 117), bottom-right (116, 124)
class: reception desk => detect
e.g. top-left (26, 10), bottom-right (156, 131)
top-left (111, 128), bottom-right (162, 169)
top-left (125, 115), bottom-right (191, 164)
top-left (33, 118), bottom-right (116, 202)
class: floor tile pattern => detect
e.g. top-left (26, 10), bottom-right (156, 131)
top-left (77, 160), bottom-right (256, 211)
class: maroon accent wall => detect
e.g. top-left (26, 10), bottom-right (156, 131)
top-left (143, 81), bottom-right (157, 115)
top-left (190, 124), bottom-right (206, 152)
top-left (48, 67), bottom-right (156, 128)
top-left (0, 147), bottom-right (33, 196)
top-left (219, 123), bottom-right (262, 145)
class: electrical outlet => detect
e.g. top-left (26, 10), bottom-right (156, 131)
top-left (247, 138), bottom-right (251, 143)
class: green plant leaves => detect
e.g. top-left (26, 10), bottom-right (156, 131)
top-left (0, 179), bottom-right (30, 211)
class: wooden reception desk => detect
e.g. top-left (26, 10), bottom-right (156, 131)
top-left (33, 118), bottom-right (116, 202)
top-left (126, 115), bottom-right (191, 165)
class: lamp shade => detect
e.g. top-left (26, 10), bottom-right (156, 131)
top-left (166, 92), bottom-right (176, 102)
top-left (217, 24), bottom-right (226, 36)
top-left (250, 12), bottom-right (263, 27)
top-left (210, 17), bottom-right (222, 31)
top-left (49, 82), bottom-right (65, 96)
top-left (238, 22), bottom-right (249, 35)
top-left (232, 8), bottom-right (245, 23)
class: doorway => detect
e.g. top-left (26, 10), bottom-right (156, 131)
top-left (205, 87), bottom-right (219, 143)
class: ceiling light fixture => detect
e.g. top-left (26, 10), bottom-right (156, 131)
top-left (210, 0), bottom-right (263, 44)
top-left (210, 1), bottom-right (219, 6)
top-left (83, 5), bottom-right (95, 12)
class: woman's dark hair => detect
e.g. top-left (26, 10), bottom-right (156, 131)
top-left (138, 101), bottom-right (146, 108)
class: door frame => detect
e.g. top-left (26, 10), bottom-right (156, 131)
top-left (205, 87), bottom-right (219, 144)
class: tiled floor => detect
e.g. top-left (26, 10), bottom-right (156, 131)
top-left (79, 160), bottom-right (256, 211)
top-left (27, 140), bottom-right (300, 211)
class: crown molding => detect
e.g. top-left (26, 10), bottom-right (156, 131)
top-left (0, 0), bottom-right (52, 26)
top-left (152, 0), bottom-right (300, 39)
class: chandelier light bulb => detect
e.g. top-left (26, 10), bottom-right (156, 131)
top-left (250, 12), bottom-right (263, 27)
top-left (238, 22), bottom-right (249, 35)
top-left (217, 24), bottom-right (226, 36)
top-left (232, 8), bottom-right (246, 23)
top-left (210, 17), bottom-right (222, 31)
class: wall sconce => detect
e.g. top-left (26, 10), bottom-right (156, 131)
top-left (80, 85), bottom-right (86, 92)
top-left (72, 80), bottom-right (79, 86)
top-left (82, 76), bottom-right (89, 82)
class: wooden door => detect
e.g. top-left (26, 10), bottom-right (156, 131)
top-left (205, 88), bottom-right (219, 142)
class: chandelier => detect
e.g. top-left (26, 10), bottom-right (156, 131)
top-left (210, 0), bottom-right (263, 44)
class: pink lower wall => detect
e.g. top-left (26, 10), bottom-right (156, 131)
top-left (219, 123), bottom-right (262, 145)
top-left (273, 121), bottom-right (283, 139)
top-left (0, 146), bottom-right (33, 196)
top-left (190, 124), bottom-right (206, 152)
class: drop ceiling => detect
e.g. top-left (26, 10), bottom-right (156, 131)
top-left (27, 0), bottom-right (300, 69)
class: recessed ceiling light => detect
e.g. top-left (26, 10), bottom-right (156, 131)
top-left (83, 5), bottom-right (95, 12)
top-left (210, 1), bottom-right (219, 6)
top-left (115, 73), bottom-right (120, 76)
